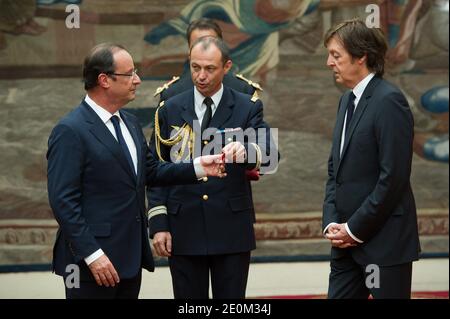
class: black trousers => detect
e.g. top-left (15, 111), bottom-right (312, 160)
top-left (169, 252), bottom-right (251, 299)
top-left (64, 270), bottom-right (142, 299)
top-left (328, 252), bottom-right (413, 299)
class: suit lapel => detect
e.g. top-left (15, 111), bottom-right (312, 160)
top-left (81, 102), bottom-right (136, 183)
top-left (333, 94), bottom-right (349, 168)
top-left (336, 76), bottom-right (381, 174)
top-left (120, 110), bottom-right (140, 182)
top-left (181, 89), bottom-right (198, 129)
top-left (209, 87), bottom-right (234, 130)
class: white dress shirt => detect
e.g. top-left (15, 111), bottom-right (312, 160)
top-left (85, 94), bottom-right (138, 174)
top-left (193, 84), bottom-right (223, 124)
top-left (339, 73), bottom-right (375, 156)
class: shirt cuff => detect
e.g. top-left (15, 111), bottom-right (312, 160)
top-left (323, 222), bottom-right (338, 236)
top-left (84, 249), bottom-right (104, 266)
top-left (345, 223), bottom-right (364, 243)
top-left (193, 157), bottom-right (206, 178)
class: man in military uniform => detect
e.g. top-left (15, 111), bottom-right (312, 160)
top-left (148, 36), bottom-right (276, 299)
top-left (152, 18), bottom-right (263, 186)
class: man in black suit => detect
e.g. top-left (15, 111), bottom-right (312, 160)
top-left (322, 19), bottom-right (420, 299)
top-left (154, 18), bottom-right (259, 102)
top-left (148, 36), bottom-right (277, 298)
top-left (47, 43), bottom-right (225, 299)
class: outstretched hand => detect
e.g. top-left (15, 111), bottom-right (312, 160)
top-left (200, 154), bottom-right (227, 178)
top-left (222, 142), bottom-right (246, 163)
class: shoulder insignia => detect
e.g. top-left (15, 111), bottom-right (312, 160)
top-left (236, 73), bottom-right (263, 92)
top-left (153, 76), bottom-right (180, 97)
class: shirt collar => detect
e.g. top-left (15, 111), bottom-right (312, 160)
top-left (352, 73), bottom-right (375, 101)
top-left (194, 84), bottom-right (224, 111)
top-left (85, 94), bottom-right (121, 123)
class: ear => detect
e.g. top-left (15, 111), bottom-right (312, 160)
top-left (97, 73), bottom-right (110, 88)
top-left (358, 54), bottom-right (367, 65)
top-left (223, 60), bottom-right (232, 74)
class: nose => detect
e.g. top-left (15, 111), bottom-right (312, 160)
top-left (133, 74), bottom-right (141, 85)
top-left (326, 55), bottom-right (334, 68)
top-left (198, 69), bottom-right (207, 80)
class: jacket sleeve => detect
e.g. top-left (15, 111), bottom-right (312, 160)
top-left (47, 124), bottom-right (101, 261)
top-left (144, 131), bottom-right (197, 187)
top-left (322, 96), bottom-right (343, 231)
top-left (145, 106), bottom-right (174, 237)
top-left (347, 90), bottom-right (415, 241)
top-left (322, 149), bottom-right (339, 231)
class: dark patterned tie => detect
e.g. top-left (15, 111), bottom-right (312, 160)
top-left (111, 115), bottom-right (135, 175)
top-left (201, 97), bottom-right (213, 133)
top-left (345, 92), bottom-right (356, 134)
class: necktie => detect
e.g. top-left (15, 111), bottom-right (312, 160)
top-left (201, 97), bottom-right (213, 133)
top-left (345, 92), bottom-right (356, 134)
top-left (111, 115), bottom-right (135, 175)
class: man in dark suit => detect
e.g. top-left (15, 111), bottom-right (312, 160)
top-left (47, 43), bottom-right (225, 299)
top-left (154, 18), bottom-right (259, 102)
top-left (148, 36), bottom-right (277, 299)
top-left (322, 19), bottom-right (420, 299)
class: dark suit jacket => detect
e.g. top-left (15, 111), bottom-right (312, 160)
top-left (47, 100), bottom-right (197, 280)
top-left (160, 72), bottom-right (255, 101)
top-left (148, 86), bottom-right (275, 255)
top-left (323, 76), bottom-right (420, 266)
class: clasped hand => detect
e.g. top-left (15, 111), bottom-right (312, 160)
top-left (325, 223), bottom-right (358, 249)
top-left (199, 142), bottom-right (247, 177)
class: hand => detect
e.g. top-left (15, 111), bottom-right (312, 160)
top-left (152, 231), bottom-right (172, 257)
top-left (245, 169), bottom-right (260, 181)
top-left (325, 223), bottom-right (357, 249)
top-left (222, 142), bottom-right (246, 163)
top-left (88, 254), bottom-right (120, 287)
top-left (199, 154), bottom-right (226, 178)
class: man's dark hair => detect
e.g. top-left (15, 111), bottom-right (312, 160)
top-left (186, 18), bottom-right (223, 45)
top-left (190, 36), bottom-right (231, 65)
top-left (324, 18), bottom-right (388, 76)
top-left (82, 43), bottom-right (126, 90)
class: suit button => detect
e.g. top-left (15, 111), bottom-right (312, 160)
top-left (336, 183), bottom-right (341, 187)
top-left (136, 216), bottom-right (141, 222)
top-left (227, 137), bottom-right (233, 142)
top-left (202, 195), bottom-right (209, 201)
top-left (202, 177), bottom-right (208, 182)
top-left (203, 140), bottom-right (209, 145)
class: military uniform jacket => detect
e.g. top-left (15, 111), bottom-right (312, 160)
top-left (148, 86), bottom-right (273, 255)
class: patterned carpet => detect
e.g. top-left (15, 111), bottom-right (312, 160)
top-left (256, 291), bottom-right (449, 299)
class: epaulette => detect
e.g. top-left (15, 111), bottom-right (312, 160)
top-left (236, 73), bottom-right (263, 102)
top-left (153, 76), bottom-right (180, 97)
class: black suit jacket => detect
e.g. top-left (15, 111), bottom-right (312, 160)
top-left (47, 101), bottom-right (197, 280)
top-left (148, 86), bottom-right (276, 255)
top-left (323, 76), bottom-right (420, 266)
